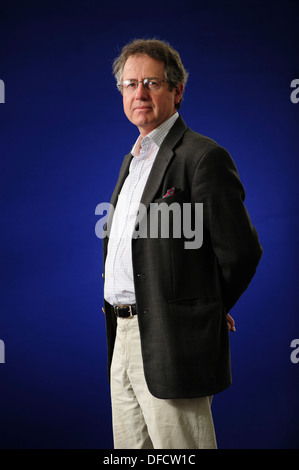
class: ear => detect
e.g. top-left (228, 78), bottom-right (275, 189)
top-left (174, 83), bottom-right (184, 105)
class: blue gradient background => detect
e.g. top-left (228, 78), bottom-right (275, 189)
top-left (0, 0), bottom-right (298, 449)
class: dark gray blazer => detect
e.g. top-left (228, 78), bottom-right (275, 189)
top-left (103, 115), bottom-right (262, 399)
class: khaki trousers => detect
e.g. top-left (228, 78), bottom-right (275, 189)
top-left (110, 315), bottom-right (217, 449)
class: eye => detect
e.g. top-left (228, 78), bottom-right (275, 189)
top-left (123, 80), bottom-right (137, 90)
top-left (147, 79), bottom-right (159, 89)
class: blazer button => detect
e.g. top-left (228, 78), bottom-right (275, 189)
top-left (137, 273), bottom-right (145, 278)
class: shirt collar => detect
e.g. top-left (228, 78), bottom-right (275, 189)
top-left (131, 112), bottom-right (179, 157)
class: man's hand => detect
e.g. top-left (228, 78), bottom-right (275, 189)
top-left (226, 313), bottom-right (236, 332)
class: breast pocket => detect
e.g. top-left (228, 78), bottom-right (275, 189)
top-left (153, 189), bottom-right (185, 205)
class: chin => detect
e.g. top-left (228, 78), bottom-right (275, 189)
top-left (134, 119), bottom-right (153, 128)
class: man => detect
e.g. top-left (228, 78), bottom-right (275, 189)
top-left (102, 39), bottom-right (262, 449)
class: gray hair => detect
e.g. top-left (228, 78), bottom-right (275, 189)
top-left (112, 38), bottom-right (189, 110)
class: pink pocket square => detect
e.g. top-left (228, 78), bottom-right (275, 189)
top-left (163, 186), bottom-right (176, 198)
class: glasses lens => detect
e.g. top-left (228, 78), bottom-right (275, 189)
top-left (145, 78), bottom-right (161, 90)
top-left (122, 80), bottom-right (138, 91)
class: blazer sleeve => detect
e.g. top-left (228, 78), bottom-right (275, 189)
top-left (191, 145), bottom-right (263, 312)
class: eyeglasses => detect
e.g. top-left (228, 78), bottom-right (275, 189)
top-left (119, 77), bottom-right (168, 93)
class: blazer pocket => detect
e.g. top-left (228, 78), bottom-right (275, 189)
top-left (166, 297), bottom-right (225, 364)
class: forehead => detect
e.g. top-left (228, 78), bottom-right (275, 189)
top-left (122, 54), bottom-right (165, 79)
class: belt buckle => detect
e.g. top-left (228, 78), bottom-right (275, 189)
top-left (115, 304), bottom-right (133, 318)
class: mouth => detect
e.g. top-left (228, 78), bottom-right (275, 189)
top-left (134, 106), bottom-right (152, 111)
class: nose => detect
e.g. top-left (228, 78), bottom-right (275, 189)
top-left (134, 81), bottom-right (149, 100)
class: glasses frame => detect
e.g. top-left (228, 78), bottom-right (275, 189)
top-left (118, 77), bottom-right (169, 93)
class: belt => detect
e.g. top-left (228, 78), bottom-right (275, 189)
top-left (114, 304), bottom-right (137, 318)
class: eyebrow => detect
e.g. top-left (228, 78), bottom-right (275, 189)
top-left (123, 76), bottom-right (163, 81)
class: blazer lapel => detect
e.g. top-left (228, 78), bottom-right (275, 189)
top-left (105, 151), bottom-right (133, 235)
top-left (109, 152), bottom-right (133, 208)
top-left (139, 115), bottom-right (187, 211)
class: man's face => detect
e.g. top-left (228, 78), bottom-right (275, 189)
top-left (122, 54), bottom-right (183, 137)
